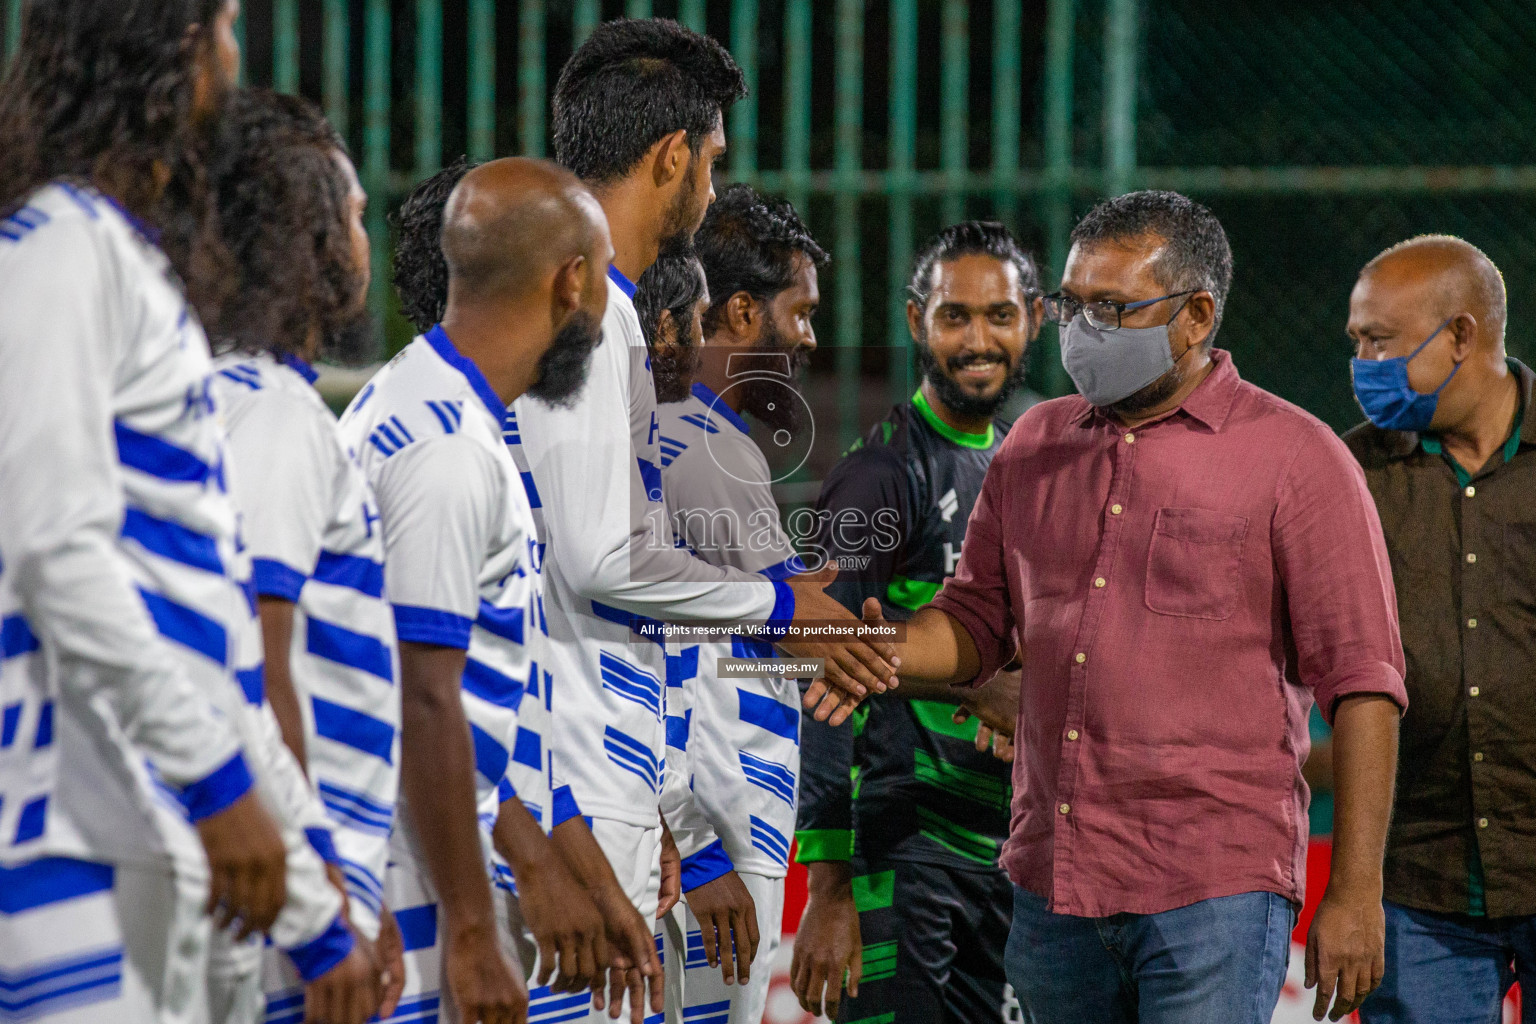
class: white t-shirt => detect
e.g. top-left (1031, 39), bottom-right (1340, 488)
top-left (657, 384), bottom-right (803, 879)
top-left (214, 350), bottom-right (401, 936)
top-left (506, 269), bottom-right (794, 829)
top-left (340, 328), bottom-right (570, 878)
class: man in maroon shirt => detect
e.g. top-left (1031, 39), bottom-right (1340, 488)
top-left (821, 191), bottom-right (1408, 1023)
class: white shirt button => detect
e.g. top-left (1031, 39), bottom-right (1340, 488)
top-left (1111, 504), bottom-right (1124, 515)
top-left (1059, 803), bottom-right (1071, 815)
top-left (1478, 817), bottom-right (1489, 829)
top-left (1470, 686), bottom-right (1481, 697)
top-left (1474, 752), bottom-right (1484, 762)
top-left (1465, 486), bottom-right (1476, 497)
top-left (1468, 618), bottom-right (1478, 629)
top-left (1124, 433), bottom-right (1136, 444)
top-left (1067, 729), bottom-right (1080, 741)
top-left (1074, 653), bottom-right (1086, 664)
top-left (1094, 577), bottom-right (1107, 588)
top-left (1467, 552), bottom-right (1477, 564)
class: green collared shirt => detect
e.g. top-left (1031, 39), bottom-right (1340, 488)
top-left (911, 387), bottom-right (995, 450)
top-left (1419, 374), bottom-right (1525, 489)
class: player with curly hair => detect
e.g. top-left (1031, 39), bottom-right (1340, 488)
top-left (0, 4), bottom-right (297, 1021)
top-left (793, 222), bottom-right (1041, 1024)
top-left (392, 156), bottom-right (476, 337)
top-left (633, 241), bottom-right (709, 405)
top-left (205, 88), bottom-right (404, 1024)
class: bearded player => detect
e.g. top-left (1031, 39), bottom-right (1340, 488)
top-left (0, 3), bottom-right (321, 1021)
top-left (644, 185), bottom-right (827, 1024)
top-left (792, 222), bottom-right (1041, 1023)
top-left (392, 22), bottom-right (895, 1021)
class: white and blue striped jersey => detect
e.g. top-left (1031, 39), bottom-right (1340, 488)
top-left (657, 384), bottom-right (803, 879)
top-left (0, 183), bottom-right (254, 869)
top-left (0, 182), bottom-right (353, 1009)
top-left (206, 487), bottom-right (352, 974)
top-left (340, 327), bottom-right (571, 874)
top-left (213, 350), bottom-right (401, 938)
top-left (506, 269), bottom-right (794, 830)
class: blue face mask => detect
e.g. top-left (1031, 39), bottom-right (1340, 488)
top-left (1351, 318), bottom-right (1460, 432)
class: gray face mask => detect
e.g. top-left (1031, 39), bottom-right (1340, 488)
top-left (1059, 315), bottom-right (1176, 407)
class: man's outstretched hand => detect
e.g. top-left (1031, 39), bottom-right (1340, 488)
top-left (802, 595), bottom-right (902, 724)
top-left (783, 566), bottom-right (899, 725)
top-left (793, 585), bottom-right (900, 725)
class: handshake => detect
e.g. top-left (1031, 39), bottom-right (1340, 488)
top-left (780, 565), bottom-right (1019, 751)
top-left (776, 564), bottom-right (901, 726)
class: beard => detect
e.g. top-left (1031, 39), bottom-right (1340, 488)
top-left (914, 331), bottom-right (1029, 420)
top-left (658, 172), bottom-right (704, 251)
top-left (739, 315), bottom-right (810, 432)
top-left (528, 310), bottom-right (603, 408)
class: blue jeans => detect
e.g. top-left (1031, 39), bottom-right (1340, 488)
top-left (1359, 901), bottom-right (1536, 1024)
top-left (1005, 886), bottom-right (1294, 1024)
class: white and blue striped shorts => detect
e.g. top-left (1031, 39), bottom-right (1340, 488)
top-left (0, 856), bottom-right (210, 1024)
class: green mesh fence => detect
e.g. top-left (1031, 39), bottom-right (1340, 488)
top-left (1132, 0), bottom-right (1536, 429)
top-left (7, 0), bottom-right (1534, 433)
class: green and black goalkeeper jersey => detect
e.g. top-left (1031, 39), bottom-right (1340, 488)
top-left (796, 391), bottom-right (1013, 873)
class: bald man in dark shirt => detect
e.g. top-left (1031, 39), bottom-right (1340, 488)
top-left (1345, 235), bottom-right (1536, 1023)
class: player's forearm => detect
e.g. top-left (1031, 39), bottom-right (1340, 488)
top-left (551, 817), bottom-right (626, 895)
top-left (398, 643), bottom-right (498, 933)
top-left (576, 535), bottom-right (786, 626)
top-left (258, 596), bottom-right (307, 772)
top-left (1325, 694), bottom-right (1399, 899)
top-left (805, 860), bottom-right (854, 898)
top-left (893, 606), bottom-right (982, 687)
top-left (492, 797), bottom-right (561, 885)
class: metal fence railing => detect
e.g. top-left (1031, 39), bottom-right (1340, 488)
top-left (7, 0), bottom-right (1536, 438)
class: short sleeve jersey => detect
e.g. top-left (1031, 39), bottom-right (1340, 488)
top-left (657, 384), bottom-right (804, 878)
top-left (340, 328), bottom-right (564, 864)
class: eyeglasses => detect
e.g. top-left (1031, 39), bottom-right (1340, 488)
top-left (1042, 290), bottom-right (1197, 330)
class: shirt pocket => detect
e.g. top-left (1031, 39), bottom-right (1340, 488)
top-left (1144, 507), bottom-right (1249, 621)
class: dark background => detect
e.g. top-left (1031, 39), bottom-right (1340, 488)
top-left (9, 0), bottom-right (1533, 433)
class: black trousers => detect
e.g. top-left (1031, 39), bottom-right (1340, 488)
top-left (836, 858), bottom-right (1015, 1024)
